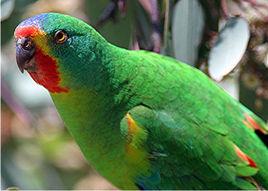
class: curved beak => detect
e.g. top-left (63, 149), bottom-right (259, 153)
top-left (16, 37), bottom-right (36, 73)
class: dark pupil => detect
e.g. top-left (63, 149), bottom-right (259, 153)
top-left (57, 32), bottom-right (63, 39)
top-left (56, 31), bottom-right (65, 41)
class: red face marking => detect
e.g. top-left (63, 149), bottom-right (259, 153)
top-left (28, 47), bottom-right (69, 93)
top-left (15, 26), bottom-right (41, 38)
top-left (234, 145), bottom-right (257, 168)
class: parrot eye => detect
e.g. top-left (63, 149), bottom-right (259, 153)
top-left (54, 30), bottom-right (68, 44)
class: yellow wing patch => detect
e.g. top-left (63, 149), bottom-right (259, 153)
top-left (125, 113), bottom-right (148, 147)
top-left (126, 113), bottom-right (140, 137)
top-left (124, 113), bottom-right (149, 171)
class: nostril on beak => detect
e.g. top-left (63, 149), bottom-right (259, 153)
top-left (16, 37), bottom-right (35, 51)
top-left (16, 37), bottom-right (36, 73)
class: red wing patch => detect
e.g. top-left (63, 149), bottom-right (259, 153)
top-left (243, 114), bottom-right (267, 134)
top-left (234, 144), bottom-right (257, 168)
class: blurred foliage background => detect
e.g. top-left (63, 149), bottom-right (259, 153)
top-left (1, 0), bottom-right (268, 189)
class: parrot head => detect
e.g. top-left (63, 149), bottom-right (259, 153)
top-left (14, 13), bottom-right (108, 93)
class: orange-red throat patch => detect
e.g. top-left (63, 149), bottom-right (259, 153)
top-left (28, 47), bottom-right (69, 93)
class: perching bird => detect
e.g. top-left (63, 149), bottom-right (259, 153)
top-left (14, 13), bottom-right (268, 190)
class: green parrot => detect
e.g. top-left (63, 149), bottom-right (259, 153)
top-left (14, 13), bottom-right (268, 190)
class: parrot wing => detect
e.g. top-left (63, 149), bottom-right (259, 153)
top-left (120, 105), bottom-right (266, 190)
